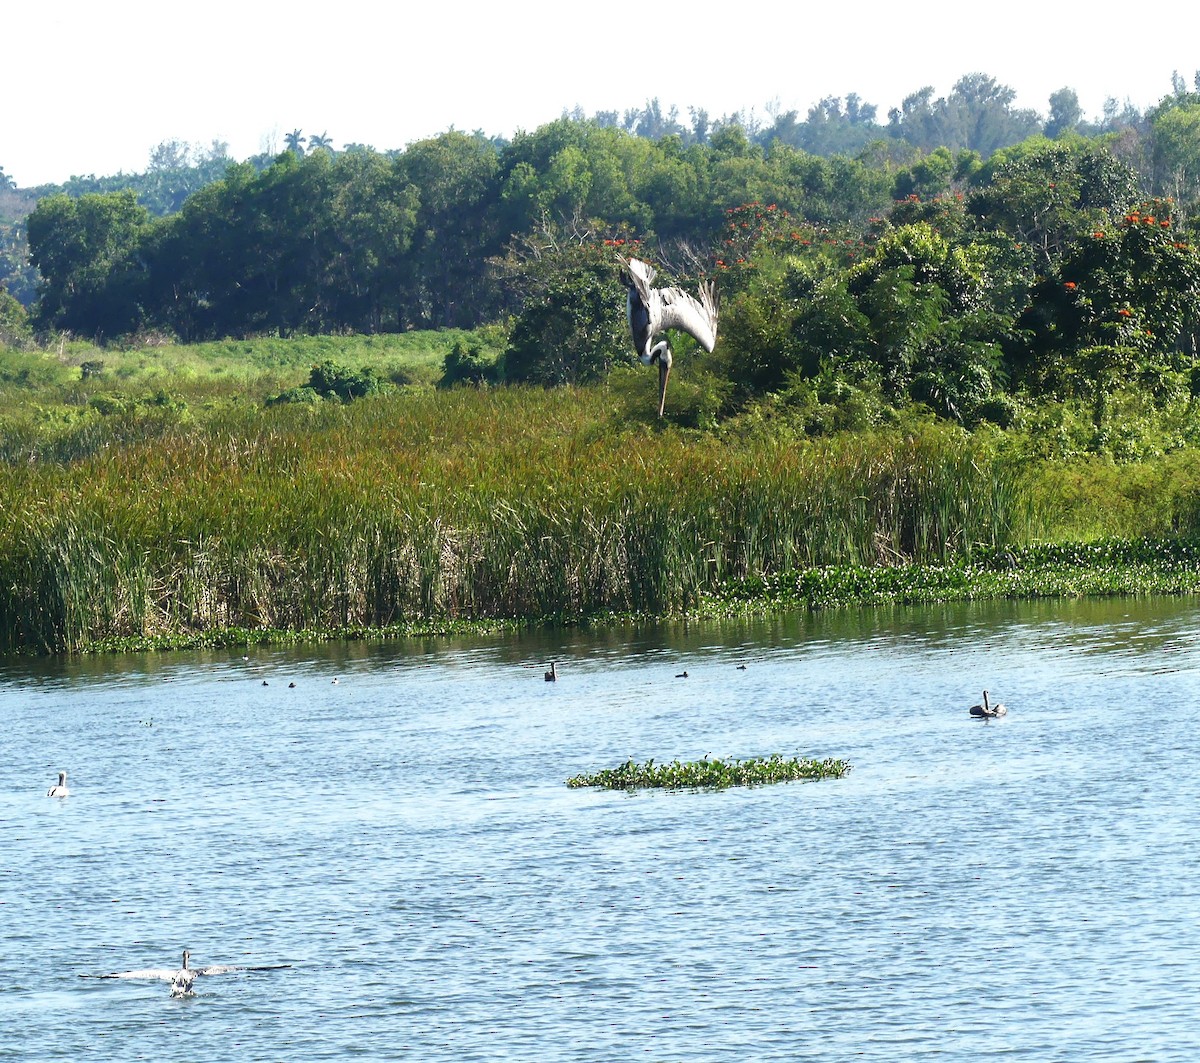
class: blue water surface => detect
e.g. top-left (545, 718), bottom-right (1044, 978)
top-left (3, 597), bottom-right (1198, 1061)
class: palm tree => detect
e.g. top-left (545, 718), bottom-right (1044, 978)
top-left (284, 129), bottom-right (306, 155)
top-left (308, 132), bottom-right (334, 154)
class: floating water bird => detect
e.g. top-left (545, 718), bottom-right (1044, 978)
top-left (331, 677), bottom-right (339, 685)
top-left (47, 771), bottom-right (69, 798)
top-left (736, 664), bottom-right (747, 671)
top-left (969, 690), bottom-right (1008, 718)
top-left (675, 671), bottom-right (689, 679)
top-left (544, 662), bottom-right (558, 682)
top-left (89, 949), bottom-right (291, 996)
top-left (625, 257), bottom-right (719, 417)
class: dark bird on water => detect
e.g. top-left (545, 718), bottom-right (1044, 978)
top-left (969, 690), bottom-right (1008, 718)
top-left (625, 258), bottom-right (719, 417)
top-left (545, 662), bottom-right (558, 682)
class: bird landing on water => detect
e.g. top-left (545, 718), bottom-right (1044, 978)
top-left (625, 258), bottom-right (718, 417)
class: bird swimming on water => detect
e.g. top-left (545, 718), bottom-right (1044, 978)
top-left (544, 662), bottom-right (558, 682)
top-left (47, 771), bottom-right (69, 798)
top-left (969, 690), bottom-right (1007, 718)
top-left (625, 257), bottom-right (719, 417)
top-left (88, 948), bottom-right (291, 996)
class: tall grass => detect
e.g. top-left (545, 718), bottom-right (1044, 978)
top-left (0, 387), bottom-right (1040, 652)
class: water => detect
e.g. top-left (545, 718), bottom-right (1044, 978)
top-left (3, 597), bottom-right (1199, 1060)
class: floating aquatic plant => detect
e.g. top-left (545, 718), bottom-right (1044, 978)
top-left (566, 754), bottom-right (851, 791)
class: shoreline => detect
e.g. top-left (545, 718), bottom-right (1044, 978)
top-left (41, 536), bottom-right (1200, 657)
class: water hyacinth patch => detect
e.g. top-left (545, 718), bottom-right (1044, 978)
top-left (566, 754), bottom-right (852, 791)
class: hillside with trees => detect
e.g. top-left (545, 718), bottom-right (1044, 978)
top-left (3, 72), bottom-right (1200, 449)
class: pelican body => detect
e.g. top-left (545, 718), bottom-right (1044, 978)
top-left (625, 258), bottom-right (718, 417)
top-left (969, 691), bottom-right (1007, 718)
top-left (47, 771), bottom-right (69, 798)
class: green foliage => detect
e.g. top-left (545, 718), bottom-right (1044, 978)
top-left (0, 287), bottom-right (29, 345)
top-left (438, 341), bottom-right (497, 388)
top-left (25, 190), bottom-right (151, 337)
top-left (566, 754), bottom-right (852, 790)
top-left (500, 235), bottom-right (631, 386)
top-left (0, 385), bottom-right (1043, 652)
top-left (1016, 199), bottom-right (1200, 408)
top-left (296, 359), bottom-right (391, 402)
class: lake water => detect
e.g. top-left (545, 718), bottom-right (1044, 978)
top-left (3, 596), bottom-right (1200, 1060)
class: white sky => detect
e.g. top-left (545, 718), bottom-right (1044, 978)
top-left (5, 0), bottom-right (1199, 187)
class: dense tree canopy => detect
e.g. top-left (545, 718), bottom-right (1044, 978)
top-left (6, 72), bottom-right (1200, 438)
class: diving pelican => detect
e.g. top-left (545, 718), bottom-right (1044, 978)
top-left (625, 258), bottom-right (719, 417)
top-left (969, 691), bottom-right (1007, 718)
top-left (88, 949), bottom-right (291, 996)
top-left (47, 771), bottom-right (69, 798)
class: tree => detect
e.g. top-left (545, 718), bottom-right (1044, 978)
top-left (499, 232), bottom-right (630, 386)
top-left (1151, 103), bottom-right (1200, 216)
top-left (970, 139), bottom-right (1140, 267)
top-left (26, 190), bottom-right (151, 337)
top-left (888, 75), bottom-right (1041, 154)
top-left (1046, 89), bottom-right (1083, 138)
top-left (1016, 200), bottom-right (1200, 404)
top-left (284, 129), bottom-right (306, 155)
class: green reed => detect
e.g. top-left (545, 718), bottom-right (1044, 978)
top-left (0, 387), bottom-right (1040, 652)
top-left (566, 754), bottom-right (853, 790)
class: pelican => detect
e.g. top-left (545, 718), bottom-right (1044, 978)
top-left (625, 257), bottom-right (719, 417)
top-left (544, 662), bottom-right (558, 682)
top-left (969, 691), bottom-right (1007, 718)
top-left (88, 949), bottom-right (290, 996)
top-left (47, 771), bottom-right (69, 798)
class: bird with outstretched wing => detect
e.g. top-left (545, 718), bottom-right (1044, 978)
top-left (625, 257), bottom-right (718, 417)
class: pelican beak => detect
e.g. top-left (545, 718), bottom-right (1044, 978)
top-left (657, 359), bottom-right (670, 418)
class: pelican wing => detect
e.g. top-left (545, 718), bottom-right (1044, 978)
top-left (196, 962), bottom-right (292, 976)
top-left (654, 281), bottom-right (719, 352)
top-left (626, 257), bottom-right (718, 354)
top-left (90, 967), bottom-right (179, 981)
top-left (626, 257), bottom-right (658, 301)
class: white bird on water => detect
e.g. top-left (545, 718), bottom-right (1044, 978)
top-left (625, 258), bottom-right (719, 417)
top-left (89, 949), bottom-right (291, 996)
top-left (47, 771), bottom-right (69, 798)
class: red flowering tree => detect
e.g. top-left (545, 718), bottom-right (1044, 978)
top-left (1015, 199), bottom-right (1200, 413)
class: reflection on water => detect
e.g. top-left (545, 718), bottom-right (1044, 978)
top-left (4, 595), bottom-right (1200, 1060)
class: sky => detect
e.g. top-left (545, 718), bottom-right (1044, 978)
top-left (5, 0), bottom-right (1200, 188)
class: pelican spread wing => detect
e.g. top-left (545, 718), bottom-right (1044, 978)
top-left (626, 257), bottom-right (718, 357)
top-left (88, 949), bottom-right (290, 993)
top-left (625, 257), bottom-right (719, 417)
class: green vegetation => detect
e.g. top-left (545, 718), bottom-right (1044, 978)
top-left (566, 754), bottom-right (853, 791)
top-left (5, 76), bottom-right (1200, 655)
top-left (2, 344), bottom-right (1200, 656)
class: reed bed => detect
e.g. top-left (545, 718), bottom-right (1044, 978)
top-left (566, 754), bottom-right (853, 790)
top-left (0, 387), bottom-right (1039, 652)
